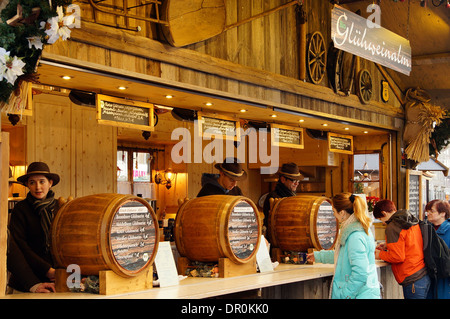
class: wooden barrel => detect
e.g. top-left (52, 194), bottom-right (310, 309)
top-left (174, 195), bottom-right (261, 264)
top-left (51, 193), bottom-right (159, 278)
top-left (268, 195), bottom-right (338, 251)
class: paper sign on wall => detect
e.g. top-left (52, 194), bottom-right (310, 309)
top-left (154, 241), bottom-right (179, 287)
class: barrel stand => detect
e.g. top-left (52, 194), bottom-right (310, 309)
top-left (54, 266), bottom-right (153, 295)
top-left (177, 257), bottom-right (256, 278)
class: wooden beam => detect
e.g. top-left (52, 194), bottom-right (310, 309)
top-left (412, 52), bottom-right (450, 66)
top-left (67, 21), bottom-right (404, 119)
top-left (0, 132), bottom-right (10, 297)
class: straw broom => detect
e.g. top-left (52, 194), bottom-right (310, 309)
top-left (405, 102), bottom-right (446, 163)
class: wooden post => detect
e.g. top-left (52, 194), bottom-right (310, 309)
top-left (0, 132), bottom-right (10, 296)
top-left (298, 4), bottom-right (307, 81)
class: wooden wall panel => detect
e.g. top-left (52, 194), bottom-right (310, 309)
top-left (27, 93), bottom-right (117, 199)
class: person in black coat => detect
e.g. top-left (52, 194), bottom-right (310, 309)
top-left (8, 162), bottom-right (60, 293)
top-left (196, 157), bottom-right (247, 197)
top-left (262, 163), bottom-right (303, 230)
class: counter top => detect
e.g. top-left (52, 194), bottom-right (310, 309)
top-left (1, 262), bottom-right (389, 299)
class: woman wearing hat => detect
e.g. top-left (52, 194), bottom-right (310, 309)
top-left (262, 162), bottom-right (303, 229)
top-left (7, 162), bottom-right (60, 293)
top-left (197, 157), bottom-right (247, 197)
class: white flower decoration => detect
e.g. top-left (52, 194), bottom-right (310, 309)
top-left (0, 47), bottom-right (26, 85)
top-left (27, 36), bottom-right (44, 50)
top-left (45, 6), bottom-right (76, 44)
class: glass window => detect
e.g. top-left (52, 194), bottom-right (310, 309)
top-left (353, 153), bottom-right (381, 198)
top-left (117, 150), bottom-right (128, 182)
top-left (133, 151), bottom-right (151, 182)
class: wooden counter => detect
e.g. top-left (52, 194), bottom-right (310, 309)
top-left (0, 262), bottom-right (402, 299)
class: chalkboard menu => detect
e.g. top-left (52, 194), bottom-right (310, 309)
top-left (228, 200), bottom-right (259, 260)
top-left (407, 170), bottom-right (422, 219)
top-left (96, 94), bottom-right (154, 131)
top-left (271, 124), bottom-right (304, 149)
top-left (315, 200), bottom-right (337, 250)
top-left (328, 132), bottom-right (353, 154)
top-left (110, 200), bottom-right (157, 272)
top-left (198, 112), bottom-right (240, 140)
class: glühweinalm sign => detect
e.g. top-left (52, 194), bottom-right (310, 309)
top-left (331, 5), bottom-right (411, 76)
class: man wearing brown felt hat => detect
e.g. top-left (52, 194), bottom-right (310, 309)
top-left (262, 162), bottom-right (303, 229)
top-left (197, 157), bottom-right (247, 197)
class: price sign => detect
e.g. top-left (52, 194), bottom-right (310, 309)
top-left (271, 124), bottom-right (304, 149)
top-left (328, 132), bottom-right (353, 154)
top-left (198, 112), bottom-right (240, 140)
top-left (110, 200), bottom-right (157, 272)
top-left (96, 94), bottom-right (154, 131)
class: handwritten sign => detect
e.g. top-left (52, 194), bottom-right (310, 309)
top-left (96, 94), bottom-right (154, 131)
top-left (406, 170), bottom-right (422, 219)
top-left (228, 200), bottom-right (260, 260)
top-left (198, 112), bottom-right (240, 140)
top-left (316, 201), bottom-right (337, 250)
top-left (154, 241), bottom-right (179, 287)
top-left (331, 5), bottom-right (411, 75)
top-left (110, 200), bottom-right (157, 272)
top-left (328, 132), bottom-right (353, 154)
top-left (271, 124), bottom-right (304, 149)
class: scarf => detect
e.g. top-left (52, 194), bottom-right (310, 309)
top-left (274, 180), bottom-right (296, 197)
top-left (26, 190), bottom-right (57, 253)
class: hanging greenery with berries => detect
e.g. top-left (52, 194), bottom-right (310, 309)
top-left (0, 0), bottom-right (80, 107)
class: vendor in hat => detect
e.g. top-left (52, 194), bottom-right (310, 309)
top-left (262, 162), bottom-right (303, 229)
top-left (197, 157), bottom-right (247, 197)
top-left (7, 162), bottom-right (60, 293)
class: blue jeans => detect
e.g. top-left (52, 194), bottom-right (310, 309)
top-left (402, 274), bottom-right (431, 299)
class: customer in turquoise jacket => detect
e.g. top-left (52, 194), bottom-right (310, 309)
top-left (307, 193), bottom-right (381, 299)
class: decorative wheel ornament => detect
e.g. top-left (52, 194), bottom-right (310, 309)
top-left (307, 31), bottom-right (327, 84)
top-left (356, 69), bottom-right (373, 104)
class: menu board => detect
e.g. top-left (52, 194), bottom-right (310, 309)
top-left (96, 94), bottom-right (154, 131)
top-left (328, 132), bottom-right (353, 154)
top-left (407, 170), bottom-right (422, 219)
top-left (316, 200), bottom-right (337, 250)
top-left (227, 200), bottom-right (259, 260)
top-left (110, 200), bottom-right (157, 272)
top-left (198, 112), bottom-right (240, 140)
top-left (271, 124), bottom-right (304, 149)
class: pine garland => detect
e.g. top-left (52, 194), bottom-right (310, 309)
top-left (0, 0), bottom-right (73, 104)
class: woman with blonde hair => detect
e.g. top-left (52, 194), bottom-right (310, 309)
top-left (307, 193), bottom-right (380, 299)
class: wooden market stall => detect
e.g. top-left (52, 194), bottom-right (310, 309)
top-left (2, 0), bottom-right (448, 299)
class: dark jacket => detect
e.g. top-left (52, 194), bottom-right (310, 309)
top-left (8, 194), bottom-right (55, 292)
top-left (262, 181), bottom-right (296, 228)
top-left (196, 173), bottom-right (243, 197)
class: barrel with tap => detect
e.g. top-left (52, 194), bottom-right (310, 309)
top-left (51, 193), bottom-right (159, 278)
top-left (174, 195), bottom-right (261, 264)
top-left (268, 195), bottom-right (338, 251)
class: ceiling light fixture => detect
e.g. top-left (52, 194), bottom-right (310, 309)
top-left (61, 75), bottom-right (72, 80)
top-left (165, 94), bottom-right (173, 99)
top-left (117, 86), bottom-right (127, 90)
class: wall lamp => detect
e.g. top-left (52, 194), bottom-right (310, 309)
top-left (154, 168), bottom-right (175, 190)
